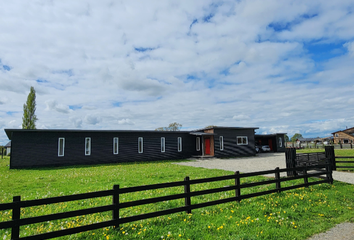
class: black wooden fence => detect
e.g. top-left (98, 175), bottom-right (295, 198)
top-left (285, 146), bottom-right (354, 173)
top-left (285, 146), bottom-right (336, 176)
top-left (0, 165), bottom-right (332, 240)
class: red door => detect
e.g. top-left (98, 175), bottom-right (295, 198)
top-left (268, 139), bottom-right (273, 151)
top-left (205, 138), bottom-right (210, 155)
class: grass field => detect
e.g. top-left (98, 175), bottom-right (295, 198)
top-left (1, 155), bottom-right (354, 239)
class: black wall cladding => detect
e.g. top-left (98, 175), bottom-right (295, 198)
top-left (9, 130), bottom-right (198, 168)
top-left (213, 128), bottom-right (256, 158)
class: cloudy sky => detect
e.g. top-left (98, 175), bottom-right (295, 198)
top-left (1, 0), bottom-right (354, 144)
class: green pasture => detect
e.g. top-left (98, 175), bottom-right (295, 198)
top-left (0, 155), bottom-right (354, 239)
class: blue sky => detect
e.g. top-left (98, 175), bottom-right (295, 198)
top-left (1, 0), bottom-right (354, 144)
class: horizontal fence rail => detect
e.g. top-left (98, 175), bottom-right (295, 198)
top-left (0, 164), bottom-right (333, 240)
top-left (335, 156), bottom-right (354, 169)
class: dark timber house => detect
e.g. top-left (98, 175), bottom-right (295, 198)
top-left (4, 126), bottom-right (272, 169)
top-left (255, 133), bottom-right (286, 152)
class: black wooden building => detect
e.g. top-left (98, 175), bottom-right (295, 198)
top-left (255, 133), bottom-right (286, 152)
top-left (5, 126), bottom-right (259, 168)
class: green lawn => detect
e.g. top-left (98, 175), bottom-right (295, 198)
top-left (1, 156), bottom-right (354, 239)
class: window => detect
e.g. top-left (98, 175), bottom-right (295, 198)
top-left (196, 137), bottom-right (200, 151)
top-left (58, 138), bottom-right (65, 157)
top-left (219, 136), bottom-right (224, 150)
top-left (85, 137), bottom-right (91, 155)
top-left (138, 137), bottom-right (143, 153)
top-left (113, 137), bottom-right (119, 154)
top-left (279, 137), bottom-right (283, 147)
top-left (237, 136), bottom-right (248, 145)
top-left (335, 134), bottom-right (338, 137)
top-left (161, 137), bottom-right (165, 152)
top-left (178, 137), bottom-right (182, 152)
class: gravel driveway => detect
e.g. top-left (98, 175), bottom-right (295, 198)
top-left (175, 152), bottom-right (354, 239)
top-left (176, 153), bottom-right (288, 177)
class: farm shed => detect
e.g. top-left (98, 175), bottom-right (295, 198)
top-left (255, 133), bottom-right (286, 152)
top-left (5, 126), bottom-right (258, 169)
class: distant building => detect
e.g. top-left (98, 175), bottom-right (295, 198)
top-left (332, 127), bottom-right (354, 144)
top-left (5, 141), bottom-right (11, 155)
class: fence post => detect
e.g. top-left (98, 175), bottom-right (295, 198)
top-left (234, 171), bottom-right (241, 202)
top-left (11, 196), bottom-right (21, 240)
top-left (184, 176), bottom-right (191, 214)
top-left (325, 146), bottom-right (336, 171)
top-left (303, 166), bottom-right (308, 187)
top-left (275, 167), bottom-right (281, 193)
top-left (326, 163), bottom-right (333, 184)
top-left (113, 185), bottom-right (120, 229)
top-left (285, 148), bottom-right (297, 177)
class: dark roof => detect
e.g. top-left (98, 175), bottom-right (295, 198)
top-left (194, 126), bottom-right (259, 132)
top-left (332, 126), bottom-right (354, 134)
top-left (5, 126), bottom-right (260, 140)
top-left (4, 129), bottom-right (192, 140)
top-left (189, 132), bottom-right (217, 136)
top-left (4, 141), bottom-right (11, 147)
top-left (255, 133), bottom-right (287, 137)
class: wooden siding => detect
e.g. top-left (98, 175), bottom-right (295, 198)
top-left (9, 131), bottom-right (199, 169)
top-left (332, 131), bottom-right (354, 144)
top-left (213, 128), bottom-right (256, 158)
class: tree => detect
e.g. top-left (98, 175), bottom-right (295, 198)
top-left (291, 133), bottom-right (303, 142)
top-left (155, 122), bottom-right (182, 131)
top-left (22, 86), bottom-right (38, 129)
top-left (284, 134), bottom-right (290, 142)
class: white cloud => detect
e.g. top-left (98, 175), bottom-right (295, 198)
top-left (84, 115), bottom-right (101, 125)
top-left (45, 100), bottom-right (72, 114)
top-left (232, 115), bottom-right (250, 121)
top-left (344, 41), bottom-right (354, 57)
top-left (1, 0), bottom-right (354, 144)
top-left (118, 119), bottom-right (134, 125)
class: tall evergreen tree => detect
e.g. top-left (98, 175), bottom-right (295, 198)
top-left (22, 86), bottom-right (38, 129)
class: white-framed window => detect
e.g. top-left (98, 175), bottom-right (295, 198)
top-left (138, 137), bottom-right (143, 153)
top-left (58, 138), bottom-right (65, 157)
top-left (220, 136), bottom-right (224, 150)
top-left (178, 137), bottom-right (182, 152)
top-left (113, 137), bottom-right (119, 155)
top-left (161, 137), bottom-right (165, 152)
top-left (85, 137), bottom-right (91, 155)
top-left (335, 134), bottom-right (338, 137)
top-left (237, 136), bottom-right (248, 145)
top-left (196, 137), bottom-right (200, 151)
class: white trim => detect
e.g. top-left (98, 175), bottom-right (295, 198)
top-left (161, 137), bottom-right (165, 152)
top-left (113, 137), bottom-right (119, 154)
top-left (196, 137), bottom-right (200, 151)
top-left (219, 136), bottom-right (224, 150)
top-left (138, 137), bottom-right (143, 153)
top-left (58, 138), bottom-right (65, 157)
top-left (178, 137), bottom-right (182, 152)
top-left (85, 137), bottom-right (91, 155)
top-left (237, 136), bottom-right (248, 145)
top-left (279, 137), bottom-right (282, 147)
